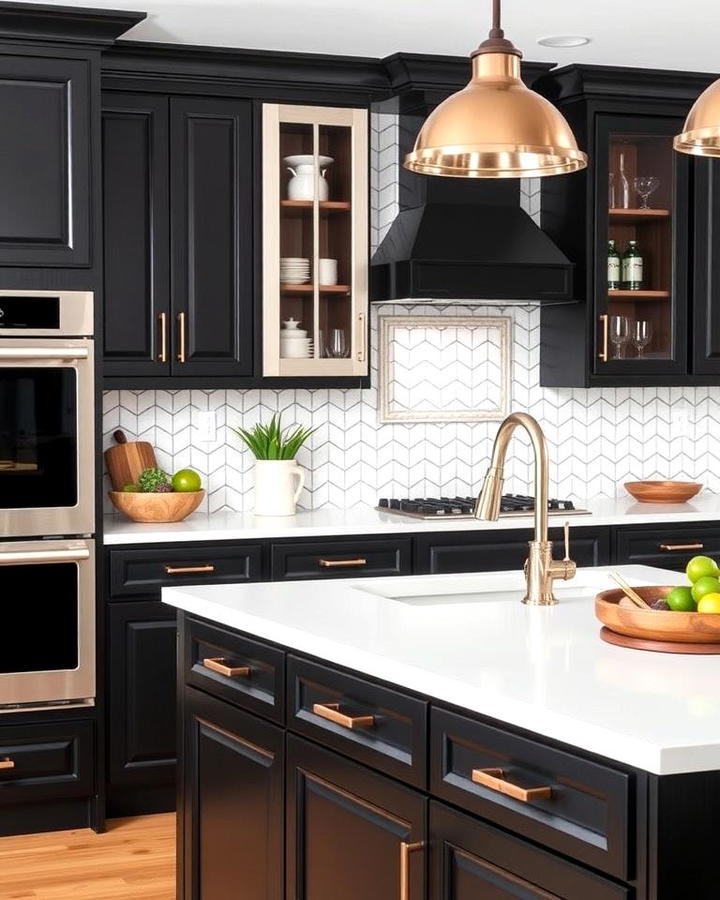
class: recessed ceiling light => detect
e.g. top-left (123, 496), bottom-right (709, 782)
top-left (538, 35), bottom-right (591, 48)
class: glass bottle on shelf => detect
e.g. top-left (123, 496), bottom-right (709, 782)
top-left (618, 152), bottom-right (631, 209)
top-left (608, 239), bottom-right (621, 290)
top-left (622, 240), bottom-right (643, 290)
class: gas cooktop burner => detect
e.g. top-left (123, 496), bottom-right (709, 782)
top-left (376, 495), bottom-right (590, 520)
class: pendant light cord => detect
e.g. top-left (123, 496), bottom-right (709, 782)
top-left (489, 0), bottom-right (504, 38)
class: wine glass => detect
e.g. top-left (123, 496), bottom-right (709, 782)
top-left (608, 172), bottom-right (617, 209)
top-left (610, 315), bottom-right (630, 360)
top-left (632, 320), bottom-right (652, 358)
top-left (633, 175), bottom-right (659, 210)
top-left (325, 328), bottom-right (349, 358)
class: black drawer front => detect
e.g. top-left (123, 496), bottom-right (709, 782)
top-left (287, 656), bottom-right (427, 788)
top-left (415, 526), bottom-right (610, 575)
top-left (109, 543), bottom-right (263, 598)
top-left (431, 708), bottom-right (632, 880)
top-left (431, 801), bottom-right (631, 900)
top-left (614, 522), bottom-right (720, 572)
top-left (0, 721), bottom-right (94, 805)
top-left (271, 537), bottom-right (412, 581)
top-left (185, 617), bottom-right (284, 724)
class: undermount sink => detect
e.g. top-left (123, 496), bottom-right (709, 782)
top-left (355, 567), bottom-right (660, 608)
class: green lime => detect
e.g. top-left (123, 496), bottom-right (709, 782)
top-left (122, 483), bottom-right (139, 492)
top-left (666, 586), bottom-right (696, 612)
top-left (691, 575), bottom-right (720, 604)
top-left (686, 555), bottom-right (719, 583)
top-left (172, 468), bottom-right (202, 492)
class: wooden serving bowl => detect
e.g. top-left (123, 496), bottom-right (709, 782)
top-left (596, 586), bottom-right (720, 644)
top-left (109, 490), bottom-right (205, 523)
top-left (624, 481), bottom-right (702, 504)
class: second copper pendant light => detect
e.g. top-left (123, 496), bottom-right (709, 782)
top-left (404, 0), bottom-right (588, 178)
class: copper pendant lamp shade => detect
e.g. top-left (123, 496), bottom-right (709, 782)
top-left (675, 78), bottom-right (720, 157)
top-left (404, 0), bottom-right (588, 178)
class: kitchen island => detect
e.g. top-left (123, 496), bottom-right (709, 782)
top-left (164, 564), bottom-right (720, 899)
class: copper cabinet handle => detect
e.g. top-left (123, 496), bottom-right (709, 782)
top-left (312, 702), bottom-right (375, 729)
top-left (202, 657), bottom-right (250, 678)
top-left (400, 841), bottom-right (424, 900)
top-left (164, 565), bottom-right (215, 575)
top-left (472, 767), bottom-right (552, 803)
top-left (0, 758), bottom-right (15, 771)
top-left (158, 312), bottom-right (168, 363)
top-left (659, 543), bottom-right (705, 552)
top-left (357, 312), bottom-right (366, 363)
top-left (598, 314), bottom-right (609, 362)
top-left (318, 558), bottom-right (367, 568)
top-left (177, 312), bottom-right (186, 363)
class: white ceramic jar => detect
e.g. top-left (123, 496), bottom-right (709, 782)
top-left (254, 459), bottom-right (305, 516)
top-left (284, 154), bottom-right (334, 202)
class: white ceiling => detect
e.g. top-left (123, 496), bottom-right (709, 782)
top-left (20, 0), bottom-right (720, 74)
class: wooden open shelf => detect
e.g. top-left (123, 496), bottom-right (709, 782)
top-left (281, 283), bottom-right (350, 294)
top-left (609, 208), bottom-right (670, 222)
top-left (281, 200), bottom-right (351, 213)
top-left (608, 289), bottom-right (670, 299)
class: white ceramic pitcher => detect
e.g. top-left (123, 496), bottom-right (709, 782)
top-left (284, 154), bottom-right (334, 202)
top-left (254, 459), bottom-right (305, 516)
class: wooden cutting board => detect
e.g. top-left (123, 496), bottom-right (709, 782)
top-left (104, 430), bottom-right (157, 492)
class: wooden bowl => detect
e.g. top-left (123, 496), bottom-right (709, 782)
top-left (109, 490), bottom-right (205, 523)
top-left (623, 481), bottom-right (702, 504)
top-left (595, 586), bottom-right (720, 644)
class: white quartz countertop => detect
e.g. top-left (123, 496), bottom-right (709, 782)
top-left (105, 493), bottom-right (720, 545)
top-left (163, 564), bottom-right (720, 775)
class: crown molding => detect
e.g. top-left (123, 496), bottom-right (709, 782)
top-left (0, 1), bottom-right (144, 46)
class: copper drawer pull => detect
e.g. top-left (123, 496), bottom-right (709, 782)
top-left (158, 312), bottom-right (168, 364)
top-left (400, 841), bottom-right (424, 900)
top-left (0, 758), bottom-right (15, 771)
top-left (164, 565), bottom-right (215, 575)
top-left (177, 312), bottom-right (186, 363)
top-left (312, 702), bottom-right (375, 729)
top-left (472, 767), bottom-right (552, 803)
top-left (659, 543), bottom-right (705, 552)
top-left (318, 558), bottom-right (367, 568)
top-left (598, 314), bottom-right (609, 362)
top-left (202, 657), bottom-right (250, 678)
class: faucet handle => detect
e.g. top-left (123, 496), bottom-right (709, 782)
top-left (563, 520), bottom-right (571, 561)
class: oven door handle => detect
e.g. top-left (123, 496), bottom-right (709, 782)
top-left (0, 347), bottom-right (89, 361)
top-left (0, 548), bottom-right (91, 565)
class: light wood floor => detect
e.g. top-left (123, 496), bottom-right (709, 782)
top-left (0, 814), bottom-right (175, 900)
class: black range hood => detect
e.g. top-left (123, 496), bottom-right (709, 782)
top-left (371, 101), bottom-right (575, 303)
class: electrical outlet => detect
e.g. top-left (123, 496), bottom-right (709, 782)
top-left (195, 410), bottom-right (217, 443)
top-left (672, 402), bottom-right (693, 432)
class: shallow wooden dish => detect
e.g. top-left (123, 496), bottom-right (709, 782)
top-left (109, 490), bottom-right (205, 523)
top-left (623, 480), bottom-right (702, 504)
top-left (596, 586), bottom-right (720, 644)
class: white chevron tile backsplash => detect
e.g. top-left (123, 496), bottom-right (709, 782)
top-left (102, 115), bottom-right (720, 514)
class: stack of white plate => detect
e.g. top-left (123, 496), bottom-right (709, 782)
top-left (280, 257), bottom-right (310, 284)
top-left (280, 326), bottom-right (314, 359)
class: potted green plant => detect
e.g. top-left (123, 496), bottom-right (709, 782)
top-left (232, 414), bottom-right (314, 516)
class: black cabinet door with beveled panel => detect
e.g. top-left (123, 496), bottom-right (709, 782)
top-left (693, 157), bottom-right (720, 376)
top-left (170, 97), bottom-right (254, 377)
top-left (102, 93), bottom-right (170, 376)
top-left (0, 53), bottom-right (91, 267)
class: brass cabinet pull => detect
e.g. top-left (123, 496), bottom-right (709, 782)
top-left (177, 312), bottom-right (186, 363)
top-left (312, 702), bottom-right (375, 730)
top-left (318, 558), bottom-right (367, 569)
top-left (357, 312), bottom-right (366, 363)
top-left (659, 543), bottom-right (705, 552)
top-left (164, 564), bottom-right (215, 575)
top-left (202, 657), bottom-right (250, 678)
top-left (598, 314), bottom-right (609, 362)
top-left (400, 841), bottom-right (424, 900)
top-left (472, 767), bottom-right (552, 803)
top-left (0, 758), bottom-right (15, 771)
top-left (158, 312), bottom-right (168, 363)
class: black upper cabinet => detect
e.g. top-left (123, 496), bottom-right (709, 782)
top-left (0, 53), bottom-right (91, 267)
top-left (102, 92), bottom-right (254, 381)
top-left (102, 93), bottom-right (170, 376)
top-left (170, 97), bottom-right (254, 378)
top-left (538, 65), bottom-right (720, 387)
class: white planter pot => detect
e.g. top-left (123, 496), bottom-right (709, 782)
top-left (254, 459), bottom-right (305, 517)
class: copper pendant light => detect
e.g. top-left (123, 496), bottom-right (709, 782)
top-left (404, 0), bottom-right (588, 178)
top-left (675, 78), bottom-right (720, 157)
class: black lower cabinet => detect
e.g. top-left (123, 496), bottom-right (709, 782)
top-left (286, 734), bottom-right (426, 900)
top-left (614, 522), bottom-right (720, 572)
top-left (429, 801), bottom-right (629, 900)
top-left (181, 687), bottom-right (283, 900)
top-left (107, 601), bottom-right (177, 816)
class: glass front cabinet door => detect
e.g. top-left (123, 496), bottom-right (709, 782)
top-left (262, 104), bottom-right (369, 378)
top-left (594, 114), bottom-right (689, 377)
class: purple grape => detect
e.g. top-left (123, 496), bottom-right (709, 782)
top-left (154, 483), bottom-right (174, 493)
top-left (651, 598), bottom-right (670, 611)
